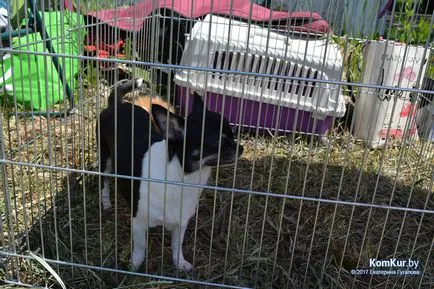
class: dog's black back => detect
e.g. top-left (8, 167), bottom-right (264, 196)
top-left (98, 81), bottom-right (165, 215)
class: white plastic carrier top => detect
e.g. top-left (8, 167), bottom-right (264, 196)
top-left (174, 14), bottom-right (346, 118)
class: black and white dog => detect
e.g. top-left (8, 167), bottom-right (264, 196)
top-left (97, 79), bottom-right (243, 271)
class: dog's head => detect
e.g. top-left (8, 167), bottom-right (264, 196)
top-left (151, 93), bottom-right (243, 173)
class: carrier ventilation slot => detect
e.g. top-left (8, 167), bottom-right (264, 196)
top-left (211, 51), bottom-right (319, 98)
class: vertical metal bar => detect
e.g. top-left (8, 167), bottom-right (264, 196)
top-left (399, 169), bottom-right (433, 288)
top-left (304, 10), bottom-right (353, 289)
top-left (159, 8), bottom-right (169, 275)
top-left (191, 1), bottom-right (212, 271)
top-left (207, 0), bottom-right (238, 283)
top-left (285, 1), bottom-right (328, 286)
top-left (11, 6), bottom-right (32, 271)
top-left (5, 60), bottom-right (22, 283)
top-left (238, 0), bottom-right (266, 282)
top-left (266, 9), bottom-right (302, 281)
top-left (130, 0), bottom-right (139, 277)
top-left (113, 0), bottom-right (119, 276)
top-left (90, 0), bottom-right (102, 283)
top-left (417, 234), bottom-right (434, 288)
top-left (39, 0), bottom-right (61, 274)
top-left (0, 101), bottom-right (18, 284)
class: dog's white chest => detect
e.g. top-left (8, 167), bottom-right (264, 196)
top-left (137, 141), bottom-right (211, 229)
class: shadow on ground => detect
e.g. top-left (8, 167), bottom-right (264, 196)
top-left (4, 150), bottom-right (433, 289)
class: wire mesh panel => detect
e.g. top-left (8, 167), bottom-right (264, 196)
top-left (0, 0), bottom-right (433, 288)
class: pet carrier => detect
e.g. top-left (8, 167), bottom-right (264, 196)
top-left (174, 14), bottom-right (346, 135)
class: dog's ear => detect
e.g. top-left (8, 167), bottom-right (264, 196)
top-left (152, 104), bottom-right (184, 140)
top-left (192, 92), bottom-right (205, 113)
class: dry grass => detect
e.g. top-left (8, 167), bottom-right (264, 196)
top-left (1, 82), bottom-right (433, 289)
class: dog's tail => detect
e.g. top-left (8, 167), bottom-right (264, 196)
top-left (107, 78), bottom-right (144, 107)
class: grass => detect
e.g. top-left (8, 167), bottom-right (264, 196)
top-left (0, 76), bottom-right (433, 288)
top-left (1, 13), bottom-right (433, 285)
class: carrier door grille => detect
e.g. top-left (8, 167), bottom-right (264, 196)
top-left (211, 51), bottom-right (319, 98)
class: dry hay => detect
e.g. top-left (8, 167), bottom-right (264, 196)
top-left (0, 85), bottom-right (433, 289)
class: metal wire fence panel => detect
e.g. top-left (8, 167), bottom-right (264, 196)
top-left (0, 0), bottom-right (433, 288)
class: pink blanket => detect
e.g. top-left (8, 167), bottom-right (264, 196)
top-left (83, 0), bottom-right (330, 34)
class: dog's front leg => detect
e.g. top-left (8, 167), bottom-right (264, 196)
top-left (101, 176), bottom-right (112, 210)
top-left (171, 223), bottom-right (192, 271)
top-left (131, 217), bottom-right (148, 271)
top-left (101, 157), bottom-right (112, 210)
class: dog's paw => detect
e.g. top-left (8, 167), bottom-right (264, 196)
top-left (135, 78), bottom-right (144, 88)
top-left (102, 198), bottom-right (112, 210)
top-left (131, 252), bottom-right (145, 272)
top-left (174, 259), bottom-right (193, 272)
top-left (131, 262), bottom-right (141, 272)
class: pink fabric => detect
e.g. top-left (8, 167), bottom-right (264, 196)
top-left (81, 0), bottom-right (330, 34)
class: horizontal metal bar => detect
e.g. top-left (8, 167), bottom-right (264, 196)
top-left (14, 111), bottom-right (70, 118)
top-left (0, 28), bottom-right (36, 40)
top-left (0, 159), bottom-right (432, 215)
top-left (10, 35), bottom-right (65, 50)
top-left (1, 47), bottom-right (433, 95)
top-left (0, 251), bottom-right (252, 289)
top-left (1, 279), bottom-right (44, 288)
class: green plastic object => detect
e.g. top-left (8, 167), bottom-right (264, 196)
top-left (10, 0), bottom-right (25, 29)
top-left (0, 10), bottom-right (85, 110)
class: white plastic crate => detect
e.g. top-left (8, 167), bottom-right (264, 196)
top-left (353, 41), bottom-right (430, 148)
top-left (174, 14), bottom-right (346, 135)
